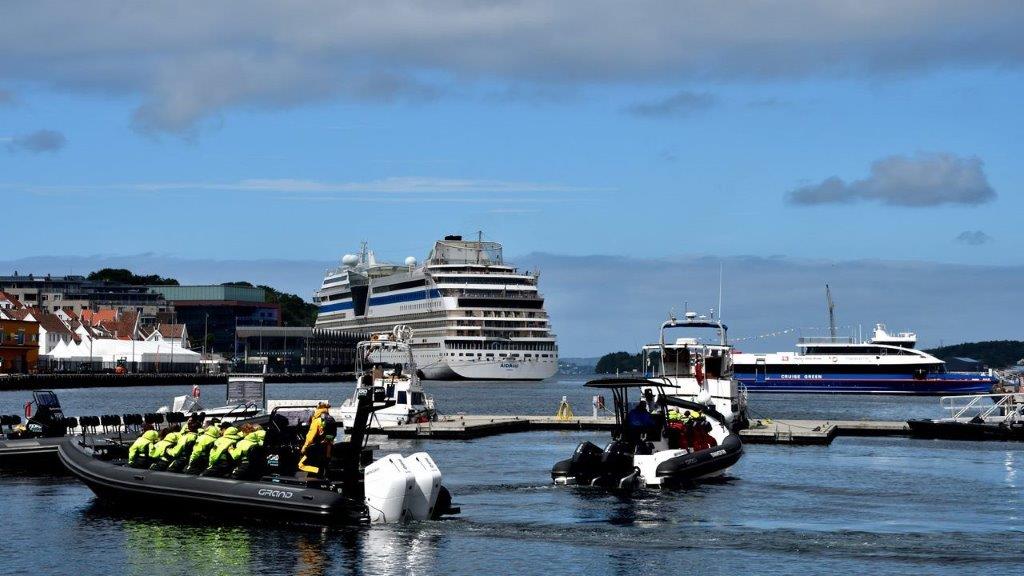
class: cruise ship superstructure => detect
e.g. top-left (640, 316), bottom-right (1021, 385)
top-left (314, 235), bottom-right (558, 380)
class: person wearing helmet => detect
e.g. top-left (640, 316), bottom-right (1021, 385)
top-left (230, 427), bottom-right (267, 480)
top-left (185, 424), bottom-right (222, 474)
top-left (148, 425), bottom-right (181, 471)
top-left (201, 425), bottom-right (246, 477)
top-left (128, 424), bottom-right (159, 468)
top-left (166, 417), bottom-right (202, 472)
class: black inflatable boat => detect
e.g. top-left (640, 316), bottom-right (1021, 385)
top-left (907, 418), bottom-right (1024, 441)
top-left (0, 390), bottom-right (127, 472)
top-left (59, 387), bottom-right (457, 524)
top-left (552, 378), bottom-right (743, 489)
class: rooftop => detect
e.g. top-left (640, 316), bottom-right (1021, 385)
top-left (148, 285), bottom-right (266, 303)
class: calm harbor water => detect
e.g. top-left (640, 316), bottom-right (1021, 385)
top-left (1, 377), bottom-right (1021, 575)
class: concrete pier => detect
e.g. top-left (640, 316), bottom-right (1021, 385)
top-left (371, 415), bottom-right (911, 445)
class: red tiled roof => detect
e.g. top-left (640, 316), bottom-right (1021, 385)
top-left (158, 323), bottom-right (186, 338)
top-left (0, 291), bottom-right (23, 308)
top-left (33, 311), bottom-right (74, 337)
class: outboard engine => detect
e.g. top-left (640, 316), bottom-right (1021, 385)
top-left (551, 441), bottom-right (604, 484)
top-left (364, 454), bottom-right (415, 524)
top-left (403, 452), bottom-right (443, 520)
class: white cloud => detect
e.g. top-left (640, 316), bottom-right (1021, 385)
top-left (14, 176), bottom-right (603, 196)
top-left (787, 153), bottom-right (996, 207)
top-left (1, 1), bottom-right (1022, 133)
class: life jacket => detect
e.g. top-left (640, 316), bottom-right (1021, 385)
top-left (229, 429), bottom-right (266, 462)
top-left (128, 430), bottom-right (159, 464)
top-left (167, 430), bottom-right (198, 459)
top-left (150, 432), bottom-right (181, 461)
top-left (208, 427), bottom-right (242, 465)
top-left (302, 408), bottom-right (330, 452)
top-left (188, 426), bottom-right (222, 465)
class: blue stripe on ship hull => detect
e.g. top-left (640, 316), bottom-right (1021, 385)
top-left (368, 288), bottom-right (440, 306)
top-left (318, 288), bottom-right (440, 313)
top-left (319, 300), bottom-right (353, 312)
top-left (737, 373), bottom-right (996, 395)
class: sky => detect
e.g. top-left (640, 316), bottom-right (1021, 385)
top-left (1, 2), bottom-right (1022, 355)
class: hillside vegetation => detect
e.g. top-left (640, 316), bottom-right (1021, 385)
top-left (925, 340), bottom-right (1024, 369)
top-left (595, 351), bottom-right (643, 374)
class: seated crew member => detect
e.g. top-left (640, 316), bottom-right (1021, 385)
top-left (666, 409), bottom-right (686, 449)
top-left (185, 424), bottom-right (222, 474)
top-left (128, 424), bottom-right (159, 468)
top-left (298, 402), bottom-right (337, 478)
top-left (230, 428), bottom-right (267, 480)
top-left (149, 425), bottom-right (181, 471)
top-left (690, 416), bottom-right (718, 451)
top-left (166, 418), bottom-right (202, 472)
top-left (201, 425), bottom-right (245, 477)
top-left (627, 400), bottom-right (655, 429)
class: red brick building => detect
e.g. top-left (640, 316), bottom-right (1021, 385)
top-left (0, 318), bottom-right (39, 373)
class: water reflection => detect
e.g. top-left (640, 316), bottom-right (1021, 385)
top-left (77, 501), bottom-right (449, 576)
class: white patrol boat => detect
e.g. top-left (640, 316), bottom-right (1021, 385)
top-left (641, 311), bottom-right (749, 431)
top-left (339, 326), bottom-right (437, 429)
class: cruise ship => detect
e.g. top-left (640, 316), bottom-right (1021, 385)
top-left (732, 324), bottom-right (997, 394)
top-left (314, 235), bottom-right (558, 380)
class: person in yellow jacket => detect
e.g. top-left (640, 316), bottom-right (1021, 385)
top-left (149, 426), bottom-right (181, 471)
top-left (185, 424), bottom-right (222, 474)
top-left (201, 425), bottom-right (245, 477)
top-left (128, 426), bottom-right (159, 468)
top-left (230, 428), bottom-right (267, 480)
top-left (166, 418), bottom-right (201, 472)
top-left (298, 403), bottom-right (337, 477)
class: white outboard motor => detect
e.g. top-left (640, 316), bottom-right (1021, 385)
top-left (364, 454), bottom-right (414, 524)
top-left (402, 452), bottom-right (443, 520)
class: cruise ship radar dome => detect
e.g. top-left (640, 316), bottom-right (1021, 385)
top-left (405, 256), bottom-right (417, 267)
top-left (342, 254), bottom-right (359, 266)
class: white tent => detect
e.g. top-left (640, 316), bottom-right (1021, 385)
top-left (46, 338), bottom-right (200, 364)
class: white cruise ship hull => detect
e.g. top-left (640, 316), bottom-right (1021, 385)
top-left (419, 356), bottom-right (557, 381)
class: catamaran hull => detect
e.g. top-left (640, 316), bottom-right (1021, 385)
top-left (737, 373), bottom-right (995, 395)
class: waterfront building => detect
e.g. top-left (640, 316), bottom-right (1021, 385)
top-left (141, 323), bottom-right (190, 348)
top-left (0, 317), bottom-right (39, 373)
top-left (0, 274), bottom-right (171, 321)
top-left (148, 285), bottom-right (280, 357)
top-left (234, 326), bottom-right (366, 372)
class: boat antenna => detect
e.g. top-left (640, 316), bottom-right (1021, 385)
top-left (826, 283), bottom-right (837, 340)
top-left (717, 261), bottom-right (723, 321)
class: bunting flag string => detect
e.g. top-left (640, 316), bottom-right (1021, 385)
top-left (731, 325), bottom-right (857, 343)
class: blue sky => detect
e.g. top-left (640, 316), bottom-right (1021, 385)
top-left (1, 2), bottom-right (1022, 354)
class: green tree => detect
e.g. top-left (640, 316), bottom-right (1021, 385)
top-left (595, 351), bottom-right (643, 374)
top-left (925, 340), bottom-right (1024, 369)
top-left (88, 268), bottom-right (179, 285)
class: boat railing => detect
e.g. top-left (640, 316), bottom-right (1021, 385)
top-left (940, 393), bottom-right (1024, 424)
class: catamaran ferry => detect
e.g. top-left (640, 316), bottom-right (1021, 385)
top-left (732, 324), bottom-right (997, 394)
top-left (314, 235), bottom-right (558, 380)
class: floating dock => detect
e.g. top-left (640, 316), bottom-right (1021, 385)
top-left (371, 415), bottom-right (912, 445)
